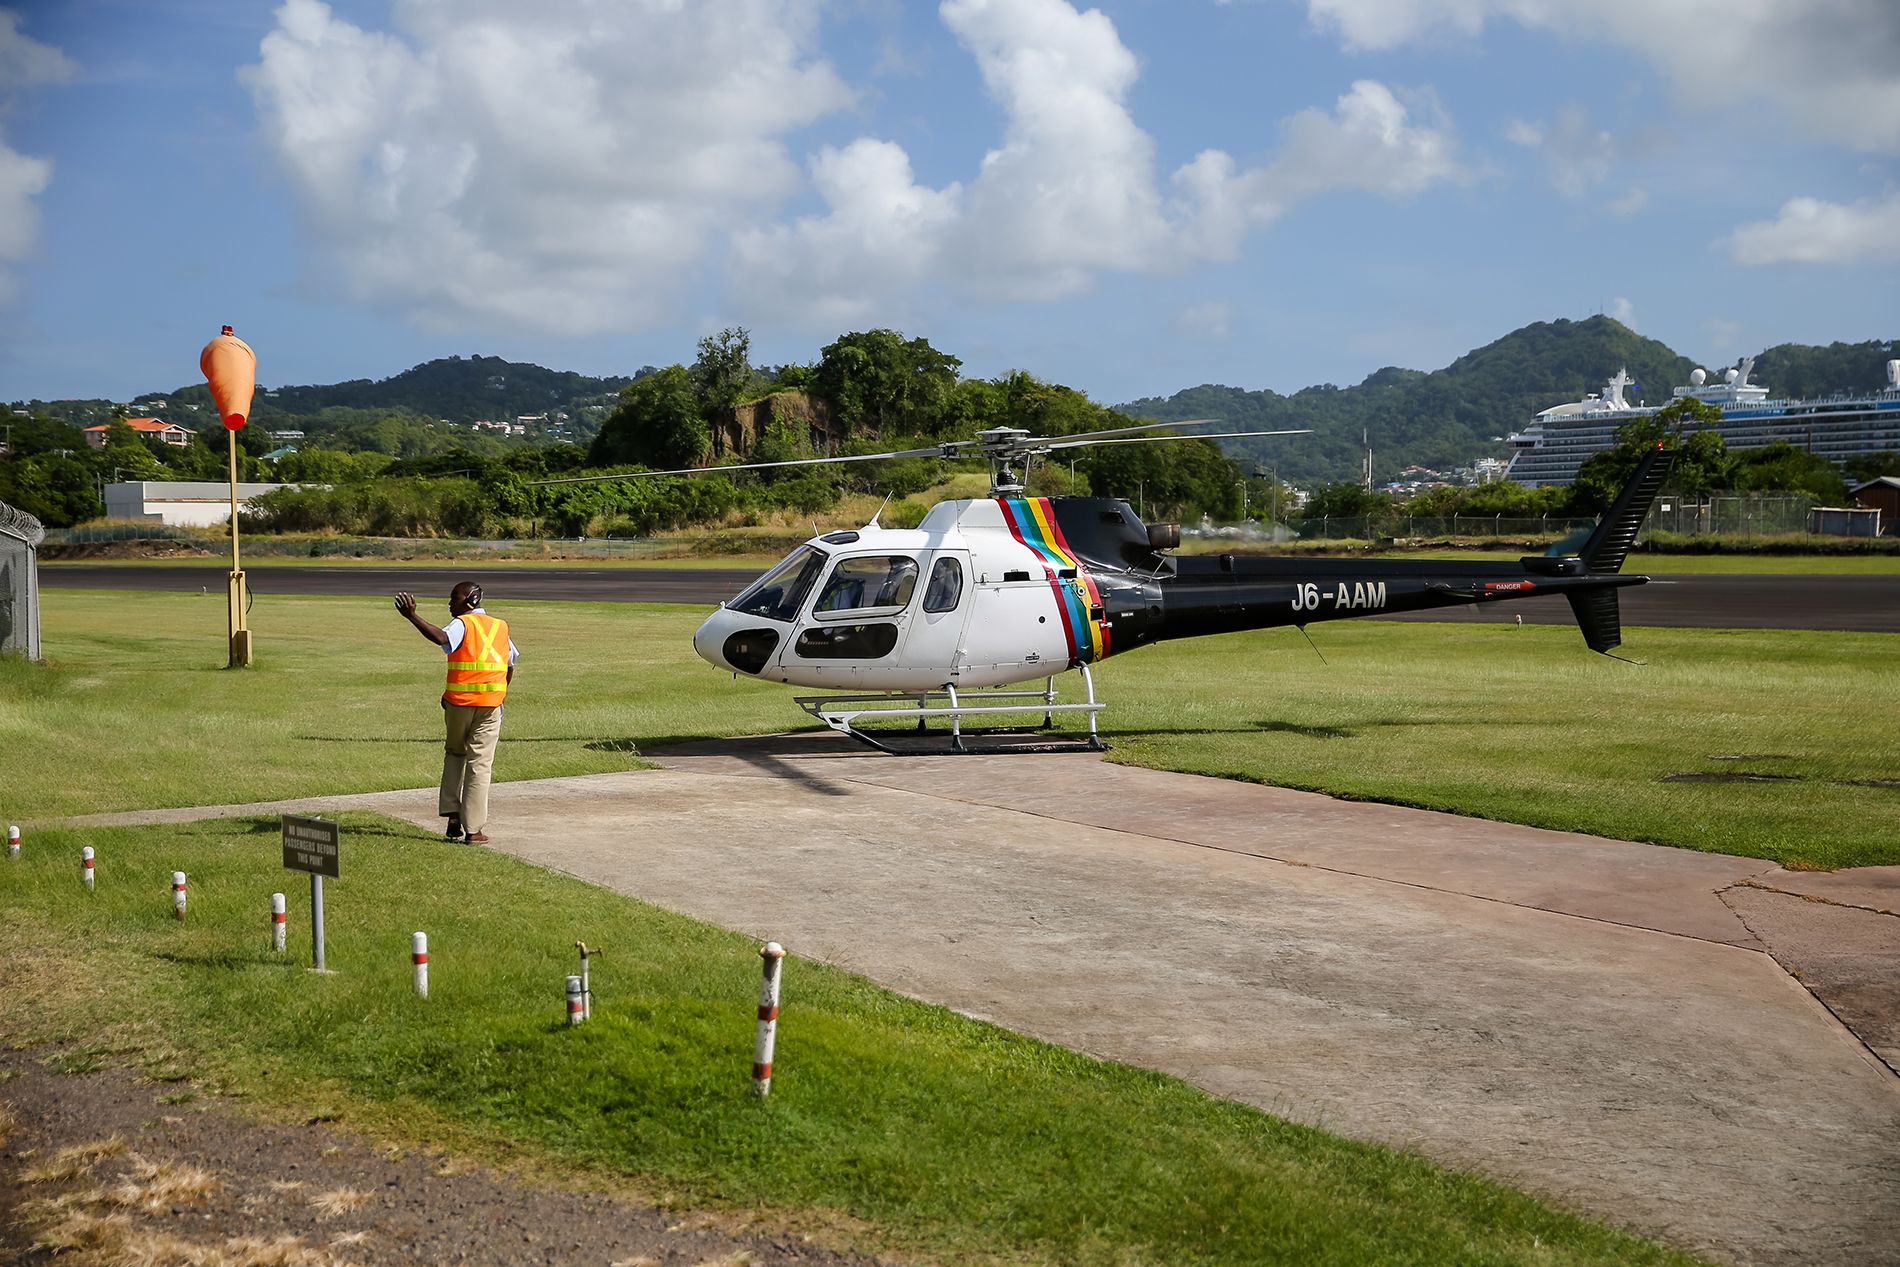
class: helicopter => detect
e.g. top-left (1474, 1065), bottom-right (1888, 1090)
top-left (535, 421), bottom-right (1677, 753)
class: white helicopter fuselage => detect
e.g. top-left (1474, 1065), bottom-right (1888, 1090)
top-left (693, 497), bottom-right (1113, 692)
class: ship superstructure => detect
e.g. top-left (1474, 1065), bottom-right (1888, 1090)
top-left (1505, 356), bottom-right (1900, 486)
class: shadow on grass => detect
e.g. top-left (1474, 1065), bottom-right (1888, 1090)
top-left (294, 735), bottom-right (647, 751)
top-left (169, 816), bottom-right (430, 842)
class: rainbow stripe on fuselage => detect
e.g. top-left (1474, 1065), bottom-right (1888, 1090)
top-left (996, 498), bottom-right (1111, 667)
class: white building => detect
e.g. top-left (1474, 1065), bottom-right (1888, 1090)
top-left (104, 481), bottom-right (292, 527)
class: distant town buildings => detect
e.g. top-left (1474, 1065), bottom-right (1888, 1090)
top-left (83, 418), bottom-right (191, 449)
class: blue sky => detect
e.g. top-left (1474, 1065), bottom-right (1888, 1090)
top-left (1, 0), bottom-right (1895, 408)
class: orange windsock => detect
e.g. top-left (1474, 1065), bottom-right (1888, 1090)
top-left (200, 325), bottom-right (257, 431)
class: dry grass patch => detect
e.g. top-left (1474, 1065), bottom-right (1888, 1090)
top-left (0, 1098), bottom-right (17, 1144)
top-left (108, 1153), bottom-right (224, 1212)
top-left (21, 1134), bottom-right (129, 1183)
top-left (307, 1186), bottom-right (372, 1218)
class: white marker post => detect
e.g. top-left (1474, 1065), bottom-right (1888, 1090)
top-left (81, 847), bottom-right (95, 892)
top-left (752, 942), bottom-right (785, 1097)
top-left (411, 932), bottom-right (429, 999)
top-left (271, 893), bottom-right (286, 953)
top-left (565, 975), bottom-right (585, 1026)
top-left (172, 871), bottom-right (188, 920)
top-left (7, 825), bottom-right (18, 859)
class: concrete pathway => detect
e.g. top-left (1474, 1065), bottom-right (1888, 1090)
top-left (60, 738), bottom-right (1900, 1267)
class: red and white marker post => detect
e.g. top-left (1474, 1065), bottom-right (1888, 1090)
top-left (7, 825), bottom-right (19, 859)
top-left (565, 975), bottom-right (585, 1026)
top-left (412, 932), bottom-right (429, 999)
top-left (172, 871), bottom-right (188, 920)
top-left (752, 941), bottom-right (785, 1097)
top-left (81, 847), bottom-right (95, 892)
top-left (271, 893), bottom-right (286, 953)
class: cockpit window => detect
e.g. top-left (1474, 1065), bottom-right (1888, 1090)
top-left (728, 546), bottom-right (826, 623)
top-left (813, 555), bottom-right (918, 614)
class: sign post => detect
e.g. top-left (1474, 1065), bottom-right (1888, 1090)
top-left (281, 814), bottom-right (339, 972)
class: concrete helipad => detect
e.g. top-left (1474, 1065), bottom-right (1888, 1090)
top-left (69, 736), bottom-right (1900, 1266)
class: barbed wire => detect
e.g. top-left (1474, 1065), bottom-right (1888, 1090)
top-left (0, 500), bottom-right (46, 548)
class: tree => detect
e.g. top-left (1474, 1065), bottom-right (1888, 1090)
top-left (691, 327), bottom-right (754, 416)
top-left (1845, 452), bottom-right (1900, 483)
top-left (588, 365), bottom-right (706, 469)
top-left (1729, 442), bottom-right (1848, 503)
top-left (813, 330), bottom-right (962, 434)
top-left (1569, 398), bottom-right (1732, 513)
top-left (1302, 482), bottom-right (1393, 520)
top-left (1078, 437), bottom-right (1242, 519)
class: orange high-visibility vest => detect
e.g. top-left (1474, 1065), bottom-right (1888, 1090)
top-left (444, 613), bottom-right (510, 706)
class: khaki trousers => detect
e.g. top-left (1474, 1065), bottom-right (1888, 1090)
top-left (439, 703), bottom-right (503, 832)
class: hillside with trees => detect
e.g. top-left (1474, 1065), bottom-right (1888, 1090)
top-left (1120, 317), bottom-right (1714, 485)
top-left (7, 318), bottom-right (1892, 532)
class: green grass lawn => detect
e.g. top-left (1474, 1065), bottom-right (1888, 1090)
top-left (0, 814), bottom-right (1701, 1267)
top-left (5, 588), bottom-right (1896, 868)
top-left (1095, 623), bottom-right (1900, 870)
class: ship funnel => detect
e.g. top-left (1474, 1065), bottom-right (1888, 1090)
top-left (1888, 359), bottom-right (1899, 388)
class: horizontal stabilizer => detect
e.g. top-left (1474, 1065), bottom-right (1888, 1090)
top-left (1566, 588), bottom-right (1623, 654)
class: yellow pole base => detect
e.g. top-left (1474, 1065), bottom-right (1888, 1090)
top-left (227, 569), bottom-right (252, 668)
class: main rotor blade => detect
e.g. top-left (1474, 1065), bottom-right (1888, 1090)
top-left (1045, 428), bottom-right (1312, 450)
top-left (527, 445), bottom-right (950, 487)
top-left (1018, 418), bottom-right (1222, 448)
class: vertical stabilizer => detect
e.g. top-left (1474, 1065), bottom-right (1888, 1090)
top-left (1579, 447), bottom-right (1677, 575)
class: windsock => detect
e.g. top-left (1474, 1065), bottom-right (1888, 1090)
top-left (199, 325), bottom-right (257, 431)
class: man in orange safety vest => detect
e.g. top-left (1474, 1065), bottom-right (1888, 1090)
top-left (395, 581), bottom-right (518, 843)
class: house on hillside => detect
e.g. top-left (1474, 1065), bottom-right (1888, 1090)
top-left (83, 418), bottom-right (192, 450)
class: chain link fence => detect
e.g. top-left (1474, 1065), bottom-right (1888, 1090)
top-left (1, 500), bottom-right (45, 659)
top-left (1643, 494), bottom-right (1815, 536)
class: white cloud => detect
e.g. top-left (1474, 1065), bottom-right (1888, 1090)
top-left (244, 0), bottom-right (852, 333)
top-left (0, 10), bottom-right (75, 299)
top-left (1503, 118), bottom-right (1541, 148)
top-left (738, 8), bottom-right (1464, 322)
top-left (1726, 193), bottom-right (1900, 266)
top-left (1305, 0), bottom-right (1900, 154)
top-left (249, 0), bottom-right (1467, 334)
top-left (1607, 187), bottom-right (1648, 217)
top-left (1175, 299), bottom-right (1237, 341)
top-left (1608, 296), bottom-right (1635, 326)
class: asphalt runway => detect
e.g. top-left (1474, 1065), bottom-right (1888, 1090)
top-left (41, 562), bottom-right (1900, 632)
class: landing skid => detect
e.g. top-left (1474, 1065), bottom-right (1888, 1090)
top-left (794, 666), bottom-right (1107, 755)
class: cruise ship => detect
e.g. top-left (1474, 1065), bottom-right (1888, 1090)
top-left (1504, 356), bottom-right (1900, 486)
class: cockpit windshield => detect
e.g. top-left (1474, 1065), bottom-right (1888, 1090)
top-left (728, 546), bottom-right (827, 623)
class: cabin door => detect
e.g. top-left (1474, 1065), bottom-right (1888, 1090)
top-left (895, 550), bottom-right (972, 686)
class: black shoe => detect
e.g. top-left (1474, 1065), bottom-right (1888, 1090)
top-left (445, 816), bottom-right (462, 839)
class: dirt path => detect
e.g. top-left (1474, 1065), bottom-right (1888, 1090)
top-left (0, 1051), bottom-right (881, 1267)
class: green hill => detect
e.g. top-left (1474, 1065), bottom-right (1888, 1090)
top-left (1119, 317), bottom-right (1705, 485)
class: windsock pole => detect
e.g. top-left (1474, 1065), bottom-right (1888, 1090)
top-left (201, 324), bottom-right (256, 668)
